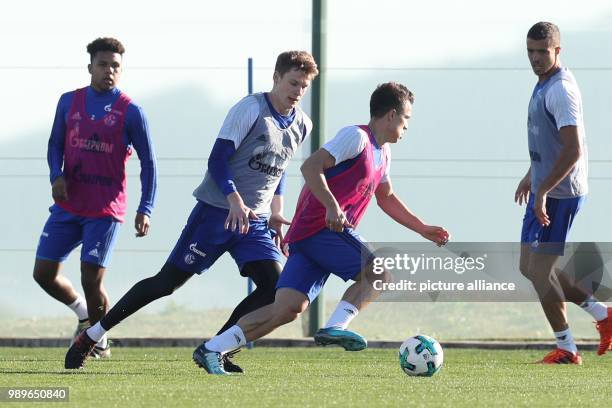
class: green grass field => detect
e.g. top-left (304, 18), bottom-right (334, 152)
top-left (1, 347), bottom-right (610, 407)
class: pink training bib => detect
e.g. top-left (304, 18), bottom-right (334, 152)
top-left (58, 87), bottom-right (132, 222)
top-left (285, 125), bottom-right (388, 243)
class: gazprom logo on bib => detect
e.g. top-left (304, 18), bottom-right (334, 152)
top-left (189, 243), bottom-right (207, 257)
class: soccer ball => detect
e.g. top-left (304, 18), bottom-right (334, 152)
top-left (398, 335), bottom-right (443, 377)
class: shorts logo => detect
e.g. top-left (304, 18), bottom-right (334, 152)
top-left (88, 248), bottom-right (100, 258)
top-left (189, 243), bottom-right (207, 257)
top-left (184, 253), bottom-right (196, 265)
top-left (41, 232), bottom-right (49, 238)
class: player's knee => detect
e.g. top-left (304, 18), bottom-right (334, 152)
top-left (258, 285), bottom-right (278, 305)
top-left (156, 277), bottom-right (178, 298)
top-left (519, 263), bottom-right (530, 279)
top-left (273, 300), bottom-right (308, 325)
top-left (519, 262), bottom-right (534, 281)
top-left (373, 269), bottom-right (392, 285)
top-left (155, 263), bottom-right (193, 297)
top-left (276, 309), bottom-right (300, 325)
top-left (32, 268), bottom-right (45, 284)
top-left (360, 265), bottom-right (392, 286)
top-left (32, 260), bottom-right (58, 285)
top-left (33, 270), bottom-right (49, 286)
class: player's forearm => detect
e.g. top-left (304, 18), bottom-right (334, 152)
top-left (137, 160), bottom-right (157, 216)
top-left (377, 193), bottom-right (426, 234)
top-left (226, 191), bottom-right (246, 208)
top-left (300, 163), bottom-right (340, 212)
top-left (47, 107), bottom-right (66, 184)
top-left (208, 139), bottom-right (238, 196)
top-left (271, 194), bottom-right (283, 216)
top-left (47, 141), bottom-right (64, 184)
top-left (128, 107), bottom-right (158, 214)
top-left (537, 145), bottom-right (582, 195)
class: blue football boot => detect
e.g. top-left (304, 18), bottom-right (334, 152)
top-left (314, 327), bottom-right (368, 351)
top-left (193, 343), bottom-right (230, 375)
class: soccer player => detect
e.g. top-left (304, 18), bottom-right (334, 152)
top-left (194, 82), bottom-right (450, 375)
top-left (65, 51), bottom-right (319, 371)
top-left (33, 38), bottom-right (157, 358)
top-left (515, 22), bottom-right (611, 364)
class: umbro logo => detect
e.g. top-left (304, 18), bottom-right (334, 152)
top-left (256, 134), bottom-right (267, 142)
top-left (233, 334), bottom-right (242, 344)
top-left (88, 248), bottom-right (100, 258)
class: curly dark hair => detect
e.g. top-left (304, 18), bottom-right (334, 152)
top-left (86, 37), bottom-right (125, 61)
top-left (370, 82), bottom-right (415, 119)
top-left (527, 22), bottom-right (560, 45)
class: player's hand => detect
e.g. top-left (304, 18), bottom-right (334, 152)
top-left (325, 205), bottom-right (353, 233)
top-left (420, 225), bottom-right (450, 247)
top-left (51, 176), bottom-right (68, 201)
top-left (534, 192), bottom-right (550, 227)
top-left (226, 193), bottom-right (258, 234)
top-left (269, 213), bottom-right (291, 255)
top-left (135, 213), bottom-right (150, 237)
top-left (514, 175), bottom-right (531, 205)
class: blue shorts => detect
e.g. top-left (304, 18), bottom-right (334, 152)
top-left (167, 200), bottom-right (282, 274)
top-left (276, 228), bottom-right (374, 303)
top-left (35, 204), bottom-right (121, 267)
top-left (521, 194), bottom-right (584, 255)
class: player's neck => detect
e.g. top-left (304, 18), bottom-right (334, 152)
top-left (267, 91), bottom-right (292, 116)
top-left (89, 84), bottom-right (117, 95)
top-left (367, 121), bottom-right (387, 146)
top-left (538, 63), bottom-right (561, 83)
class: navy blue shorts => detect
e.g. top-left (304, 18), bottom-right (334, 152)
top-left (167, 200), bottom-right (282, 274)
top-left (521, 194), bottom-right (584, 255)
top-left (276, 228), bottom-right (374, 303)
top-left (35, 204), bottom-right (121, 267)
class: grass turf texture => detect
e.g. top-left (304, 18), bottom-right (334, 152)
top-left (1, 347), bottom-right (610, 407)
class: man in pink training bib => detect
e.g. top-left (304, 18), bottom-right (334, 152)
top-left (34, 37), bottom-right (157, 358)
top-left (194, 82), bottom-right (450, 375)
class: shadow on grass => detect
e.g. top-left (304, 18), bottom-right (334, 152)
top-left (0, 369), bottom-right (172, 376)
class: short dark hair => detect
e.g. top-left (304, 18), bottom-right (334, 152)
top-left (370, 82), bottom-right (414, 118)
top-left (274, 51), bottom-right (319, 78)
top-left (86, 37), bottom-right (125, 61)
top-left (527, 22), bottom-right (560, 45)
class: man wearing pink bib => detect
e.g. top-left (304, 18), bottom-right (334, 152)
top-left (194, 82), bottom-right (450, 375)
top-left (33, 38), bottom-right (157, 358)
